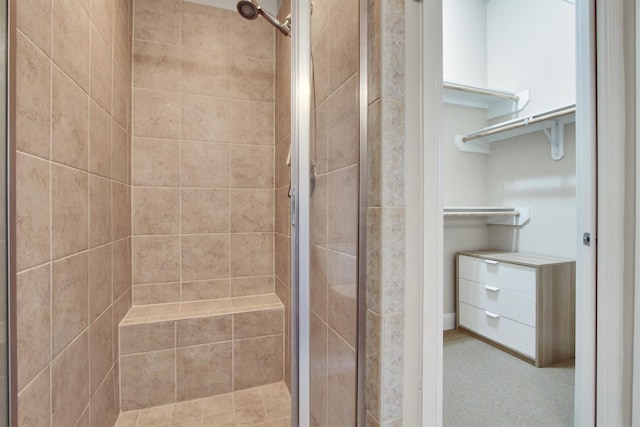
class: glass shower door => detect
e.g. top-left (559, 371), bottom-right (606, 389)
top-left (291, 0), bottom-right (361, 424)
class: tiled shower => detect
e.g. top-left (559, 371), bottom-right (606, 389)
top-left (12, 0), bottom-right (395, 422)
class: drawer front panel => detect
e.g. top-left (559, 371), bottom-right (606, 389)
top-left (458, 278), bottom-right (536, 327)
top-left (458, 302), bottom-right (536, 358)
top-left (458, 255), bottom-right (536, 297)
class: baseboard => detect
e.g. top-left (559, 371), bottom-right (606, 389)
top-left (443, 313), bottom-right (456, 331)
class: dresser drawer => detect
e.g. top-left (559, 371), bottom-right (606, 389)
top-left (458, 278), bottom-right (536, 327)
top-left (458, 255), bottom-right (536, 297)
top-left (458, 302), bottom-right (536, 358)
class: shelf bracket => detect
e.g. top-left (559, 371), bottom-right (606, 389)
top-left (543, 119), bottom-right (564, 161)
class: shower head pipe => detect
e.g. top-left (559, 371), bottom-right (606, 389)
top-left (237, 0), bottom-right (291, 37)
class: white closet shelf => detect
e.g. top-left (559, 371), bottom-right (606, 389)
top-left (454, 104), bottom-right (576, 161)
top-left (443, 207), bottom-right (530, 226)
top-left (443, 81), bottom-right (530, 120)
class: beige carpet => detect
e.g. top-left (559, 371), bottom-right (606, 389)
top-left (444, 330), bottom-right (574, 427)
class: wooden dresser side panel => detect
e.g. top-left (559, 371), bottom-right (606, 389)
top-left (536, 262), bottom-right (576, 367)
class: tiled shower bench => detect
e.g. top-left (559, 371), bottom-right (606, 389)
top-left (118, 294), bottom-right (284, 411)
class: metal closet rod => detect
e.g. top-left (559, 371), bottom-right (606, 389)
top-left (461, 104), bottom-right (577, 143)
top-left (443, 82), bottom-right (520, 101)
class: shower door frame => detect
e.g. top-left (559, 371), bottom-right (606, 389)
top-left (290, 0), bottom-right (313, 424)
top-left (413, 0), bottom-right (600, 424)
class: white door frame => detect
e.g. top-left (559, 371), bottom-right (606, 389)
top-left (414, 0), bottom-right (601, 424)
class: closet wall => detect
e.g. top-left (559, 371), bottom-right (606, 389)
top-left (442, 0), bottom-right (576, 324)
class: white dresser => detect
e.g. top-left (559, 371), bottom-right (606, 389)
top-left (456, 250), bottom-right (576, 367)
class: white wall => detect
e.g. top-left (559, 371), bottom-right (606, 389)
top-left (487, 125), bottom-right (577, 259)
top-left (442, 105), bottom-right (488, 205)
top-left (487, 0), bottom-right (576, 115)
top-left (443, 0), bottom-right (487, 87)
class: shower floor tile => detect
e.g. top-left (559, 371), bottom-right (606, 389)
top-left (115, 382), bottom-right (291, 427)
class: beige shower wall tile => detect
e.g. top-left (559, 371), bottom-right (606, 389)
top-left (310, 174), bottom-right (327, 246)
top-left (309, 312), bottom-right (328, 426)
top-left (230, 56), bottom-right (275, 102)
top-left (17, 264), bottom-right (50, 391)
top-left (52, 66), bottom-right (89, 171)
top-left (120, 350), bottom-right (176, 411)
top-left (89, 307), bottom-right (113, 395)
top-left (16, 33), bottom-right (51, 159)
top-left (328, 74), bottom-right (359, 171)
top-left (368, 99), bottom-right (404, 207)
top-left (113, 0), bottom-right (131, 73)
top-left (181, 235), bottom-right (230, 281)
top-left (327, 329), bottom-right (356, 426)
top-left (365, 310), bottom-right (382, 422)
top-left (132, 282), bottom-right (181, 305)
top-left (181, 141), bottom-right (229, 188)
top-left (182, 279), bottom-right (230, 301)
top-left (51, 252), bottom-right (89, 355)
top-left (381, 313), bottom-right (404, 422)
top-left (275, 137), bottom-right (290, 189)
top-left (89, 101), bottom-right (112, 178)
top-left (51, 164), bottom-right (88, 259)
top-left (133, 89), bottom-right (181, 139)
top-left (379, 0), bottom-right (404, 102)
top-left (275, 77), bottom-right (290, 144)
top-left (229, 145), bottom-right (274, 189)
top-left (113, 238), bottom-right (132, 299)
top-left (274, 234), bottom-right (290, 286)
top-left (132, 187), bottom-right (180, 235)
top-left (181, 46), bottom-right (230, 97)
top-left (327, 165), bottom-right (358, 256)
top-left (112, 122), bottom-right (129, 184)
top-left (181, 189), bottom-right (229, 234)
top-left (311, 28), bottom-right (329, 107)
top-left (18, 366), bottom-right (50, 426)
top-left (230, 233), bottom-right (274, 277)
top-left (177, 342), bottom-right (233, 401)
top-left (327, 0), bottom-right (359, 92)
top-left (112, 64), bottom-right (130, 130)
top-left (234, 309), bottom-right (283, 339)
top-left (16, 153), bottom-right (50, 271)
top-left (275, 187), bottom-right (290, 236)
top-left (313, 97), bottom-right (329, 175)
top-left (310, 244), bottom-right (327, 321)
top-left (132, 138), bottom-right (180, 186)
top-left (132, 236), bottom-right (181, 284)
top-left (89, 175), bottom-right (112, 247)
top-left (327, 251), bottom-right (357, 347)
top-left (230, 189), bottom-right (274, 232)
top-left (120, 321), bottom-right (175, 355)
top-left (366, 207), bottom-right (404, 316)
top-left (51, 331), bottom-right (89, 426)
top-left (367, 0), bottom-right (382, 104)
top-left (229, 15), bottom-right (275, 60)
top-left (112, 182), bottom-right (131, 240)
top-left (230, 276), bottom-right (274, 298)
top-left (182, 2), bottom-right (230, 53)
top-left (134, 40), bottom-right (181, 91)
top-left (229, 101), bottom-right (275, 146)
top-left (17, 0), bottom-right (52, 56)
top-left (52, 0), bottom-right (90, 91)
top-left (134, 0), bottom-right (181, 44)
top-left (90, 25), bottom-right (113, 114)
top-left (182, 94), bottom-right (230, 142)
top-left (90, 368), bottom-right (117, 427)
top-left (89, 244), bottom-right (112, 322)
top-left (176, 315), bottom-right (232, 347)
top-left (91, 0), bottom-right (113, 51)
top-left (234, 335), bottom-right (283, 390)
top-left (311, 0), bottom-right (328, 44)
